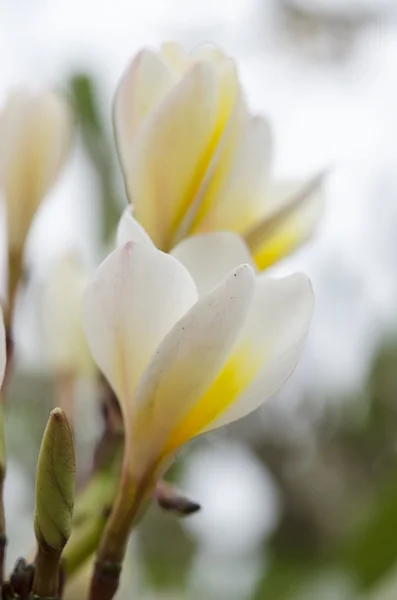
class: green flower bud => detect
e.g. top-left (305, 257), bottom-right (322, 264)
top-left (34, 408), bottom-right (75, 551)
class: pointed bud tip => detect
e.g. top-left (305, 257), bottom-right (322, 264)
top-left (51, 407), bottom-right (64, 420)
top-left (34, 409), bottom-right (75, 551)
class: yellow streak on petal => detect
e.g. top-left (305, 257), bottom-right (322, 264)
top-left (163, 344), bottom-right (262, 454)
top-left (169, 61), bottom-right (239, 245)
top-left (253, 226), bottom-right (302, 271)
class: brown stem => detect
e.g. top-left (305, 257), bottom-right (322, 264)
top-left (154, 480), bottom-right (201, 516)
top-left (0, 533), bottom-right (6, 588)
top-left (32, 546), bottom-right (62, 598)
top-left (2, 331), bottom-right (14, 393)
top-left (0, 408), bottom-right (7, 585)
top-left (9, 558), bottom-right (34, 600)
top-left (88, 561), bottom-right (122, 600)
top-left (88, 460), bottom-right (151, 600)
top-left (5, 249), bottom-right (23, 333)
top-left (2, 581), bottom-right (16, 599)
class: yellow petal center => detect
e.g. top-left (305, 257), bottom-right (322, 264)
top-left (163, 343), bottom-right (262, 453)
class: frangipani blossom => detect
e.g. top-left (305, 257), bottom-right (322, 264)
top-left (0, 89), bottom-right (73, 255)
top-left (114, 41), bottom-right (323, 268)
top-left (82, 241), bottom-right (313, 486)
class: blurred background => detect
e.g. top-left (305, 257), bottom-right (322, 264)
top-left (2, 0), bottom-right (397, 598)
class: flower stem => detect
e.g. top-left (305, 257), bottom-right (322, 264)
top-left (5, 249), bottom-right (23, 333)
top-left (32, 545), bottom-right (62, 598)
top-left (88, 460), bottom-right (150, 600)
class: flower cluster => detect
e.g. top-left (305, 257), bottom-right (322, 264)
top-left (0, 42), bottom-right (321, 600)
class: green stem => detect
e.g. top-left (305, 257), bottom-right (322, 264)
top-left (88, 455), bottom-right (153, 600)
top-left (63, 516), bottom-right (107, 577)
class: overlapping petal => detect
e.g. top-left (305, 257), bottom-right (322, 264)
top-left (129, 263), bottom-right (256, 477)
top-left (245, 174), bottom-right (324, 270)
top-left (82, 237), bottom-right (314, 484)
top-left (115, 43), bottom-right (241, 251)
top-left (130, 269), bottom-right (313, 473)
top-left (171, 231), bottom-right (253, 295)
top-left (123, 63), bottom-right (222, 250)
top-left (81, 242), bottom-right (198, 421)
top-left (200, 272), bottom-right (314, 432)
top-left (114, 42), bottom-right (323, 270)
top-left (188, 115), bottom-right (272, 237)
top-left (116, 206), bottom-right (154, 247)
top-left (114, 49), bottom-right (177, 165)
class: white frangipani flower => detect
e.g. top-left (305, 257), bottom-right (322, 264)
top-left (0, 89), bottom-right (73, 254)
top-left (114, 41), bottom-right (323, 266)
top-left (82, 241), bottom-right (314, 485)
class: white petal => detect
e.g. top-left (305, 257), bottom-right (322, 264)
top-left (160, 41), bottom-right (190, 74)
top-left (191, 115), bottom-right (273, 236)
top-left (0, 308), bottom-right (5, 389)
top-left (114, 49), bottom-right (176, 167)
top-left (116, 206), bottom-right (154, 247)
top-left (190, 43), bottom-right (230, 64)
top-left (124, 62), bottom-right (221, 250)
top-left (202, 273), bottom-right (314, 432)
top-left (171, 232), bottom-right (254, 295)
top-left (0, 89), bottom-right (73, 251)
top-left (81, 242), bottom-right (198, 420)
top-left (245, 173), bottom-right (324, 270)
top-left (130, 264), bottom-right (256, 476)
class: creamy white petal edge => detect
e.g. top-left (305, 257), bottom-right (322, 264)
top-left (114, 49), bottom-right (176, 166)
top-left (116, 206), bottom-right (154, 247)
top-left (0, 308), bottom-right (5, 388)
top-left (116, 215), bottom-right (254, 296)
top-left (130, 263), bottom-right (256, 477)
top-left (81, 242), bottom-right (198, 421)
top-left (202, 272), bottom-right (314, 432)
top-left (131, 271), bottom-right (313, 474)
top-left (171, 231), bottom-right (254, 295)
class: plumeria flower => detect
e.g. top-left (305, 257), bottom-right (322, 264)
top-left (114, 41), bottom-right (323, 268)
top-left (82, 240), bottom-right (314, 498)
top-left (0, 89), bottom-right (73, 258)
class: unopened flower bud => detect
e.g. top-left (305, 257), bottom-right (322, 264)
top-left (0, 89), bottom-right (73, 256)
top-left (34, 408), bottom-right (75, 552)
